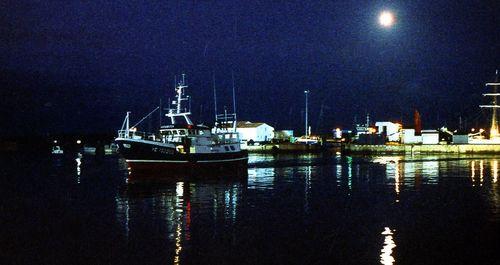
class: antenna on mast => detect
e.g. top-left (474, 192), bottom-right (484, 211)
top-left (232, 70), bottom-right (237, 114)
top-left (159, 98), bottom-right (162, 127)
top-left (213, 72), bottom-right (218, 120)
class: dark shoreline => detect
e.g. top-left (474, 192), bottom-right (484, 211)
top-left (0, 133), bottom-right (115, 154)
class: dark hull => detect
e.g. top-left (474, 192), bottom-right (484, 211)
top-left (116, 139), bottom-right (248, 178)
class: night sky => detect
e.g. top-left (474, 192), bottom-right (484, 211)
top-left (1, 1), bottom-right (498, 137)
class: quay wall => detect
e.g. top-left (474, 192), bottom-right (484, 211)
top-left (344, 144), bottom-right (500, 154)
top-left (244, 143), bottom-right (325, 153)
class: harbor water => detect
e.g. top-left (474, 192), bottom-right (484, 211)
top-left (1, 153), bottom-right (499, 264)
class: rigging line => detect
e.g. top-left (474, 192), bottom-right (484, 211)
top-left (132, 106), bottom-right (160, 129)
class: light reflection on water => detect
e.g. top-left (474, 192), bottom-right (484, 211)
top-left (115, 177), bottom-right (245, 264)
top-left (108, 154), bottom-right (499, 264)
top-left (493, 160), bottom-right (498, 183)
top-left (248, 167), bottom-right (275, 190)
top-left (380, 227), bottom-right (396, 265)
top-left (373, 156), bottom-right (500, 191)
top-left (75, 156), bottom-right (81, 184)
top-left (173, 182), bottom-right (184, 265)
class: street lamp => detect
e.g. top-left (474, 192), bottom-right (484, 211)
top-left (304, 90), bottom-right (310, 137)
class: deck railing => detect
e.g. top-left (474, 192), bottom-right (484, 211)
top-left (215, 132), bottom-right (240, 144)
top-left (117, 130), bottom-right (158, 141)
top-left (118, 129), bottom-right (241, 145)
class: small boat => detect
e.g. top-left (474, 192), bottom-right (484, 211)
top-left (51, 145), bottom-right (64, 155)
top-left (295, 136), bottom-right (320, 145)
top-left (105, 143), bottom-right (119, 154)
top-left (115, 74), bottom-right (248, 175)
top-left (82, 146), bottom-right (96, 155)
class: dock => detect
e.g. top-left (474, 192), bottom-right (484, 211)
top-left (344, 143), bottom-right (500, 155)
top-left (244, 143), bottom-right (335, 153)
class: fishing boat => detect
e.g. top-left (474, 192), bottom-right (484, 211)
top-left (115, 74), bottom-right (248, 174)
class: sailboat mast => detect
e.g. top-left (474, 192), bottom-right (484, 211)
top-left (491, 70), bottom-right (499, 137)
top-left (213, 72), bottom-right (218, 120)
top-left (480, 70), bottom-right (500, 139)
top-left (232, 70), bottom-right (237, 114)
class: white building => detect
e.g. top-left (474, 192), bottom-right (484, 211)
top-left (375, 121), bottom-right (402, 142)
top-left (401, 129), bottom-right (422, 144)
top-left (236, 121), bottom-right (274, 143)
top-left (422, 130), bottom-right (439, 144)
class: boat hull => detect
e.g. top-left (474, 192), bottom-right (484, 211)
top-left (116, 138), bottom-right (248, 177)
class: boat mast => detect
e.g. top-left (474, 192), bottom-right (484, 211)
top-left (231, 70), bottom-right (237, 131)
top-left (232, 70), bottom-right (237, 115)
top-left (479, 70), bottom-right (500, 139)
top-left (125, 111), bottom-right (130, 135)
top-left (166, 74), bottom-right (193, 125)
top-left (213, 72), bottom-right (238, 132)
top-left (213, 72), bottom-right (218, 121)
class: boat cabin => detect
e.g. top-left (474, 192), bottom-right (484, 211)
top-left (158, 124), bottom-right (239, 145)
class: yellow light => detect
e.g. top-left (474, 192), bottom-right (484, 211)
top-left (491, 128), bottom-right (499, 137)
top-left (379, 11), bottom-right (395, 27)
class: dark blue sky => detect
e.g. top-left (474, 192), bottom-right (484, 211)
top-left (1, 0), bottom-right (498, 136)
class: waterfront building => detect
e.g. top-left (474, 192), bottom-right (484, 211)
top-left (401, 129), bottom-right (422, 144)
top-left (452, 134), bottom-right (469, 144)
top-left (236, 121), bottom-right (275, 144)
top-left (421, 130), bottom-right (439, 144)
top-left (375, 121), bottom-right (402, 142)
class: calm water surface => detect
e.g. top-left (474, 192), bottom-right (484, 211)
top-left (1, 153), bottom-right (499, 264)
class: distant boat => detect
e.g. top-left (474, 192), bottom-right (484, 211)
top-left (295, 136), bottom-right (319, 145)
top-left (51, 146), bottom-right (64, 155)
top-left (81, 143), bottom-right (118, 155)
top-left (105, 143), bottom-right (119, 154)
top-left (82, 146), bottom-right (96, 155)
top-left (115, 74), bottom-right (248, 174)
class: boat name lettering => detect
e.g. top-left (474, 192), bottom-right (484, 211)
top-left (152, 147), bottom-right (174, 154)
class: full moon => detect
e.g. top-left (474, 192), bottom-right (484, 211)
top-left (379, 11), bottom-right (395, 27)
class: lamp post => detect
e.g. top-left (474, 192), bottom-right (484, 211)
top-left (304, 90), bottom-right (310, 137)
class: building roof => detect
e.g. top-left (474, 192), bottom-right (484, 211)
top-left (237, 121), bottom-right (267, 128)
